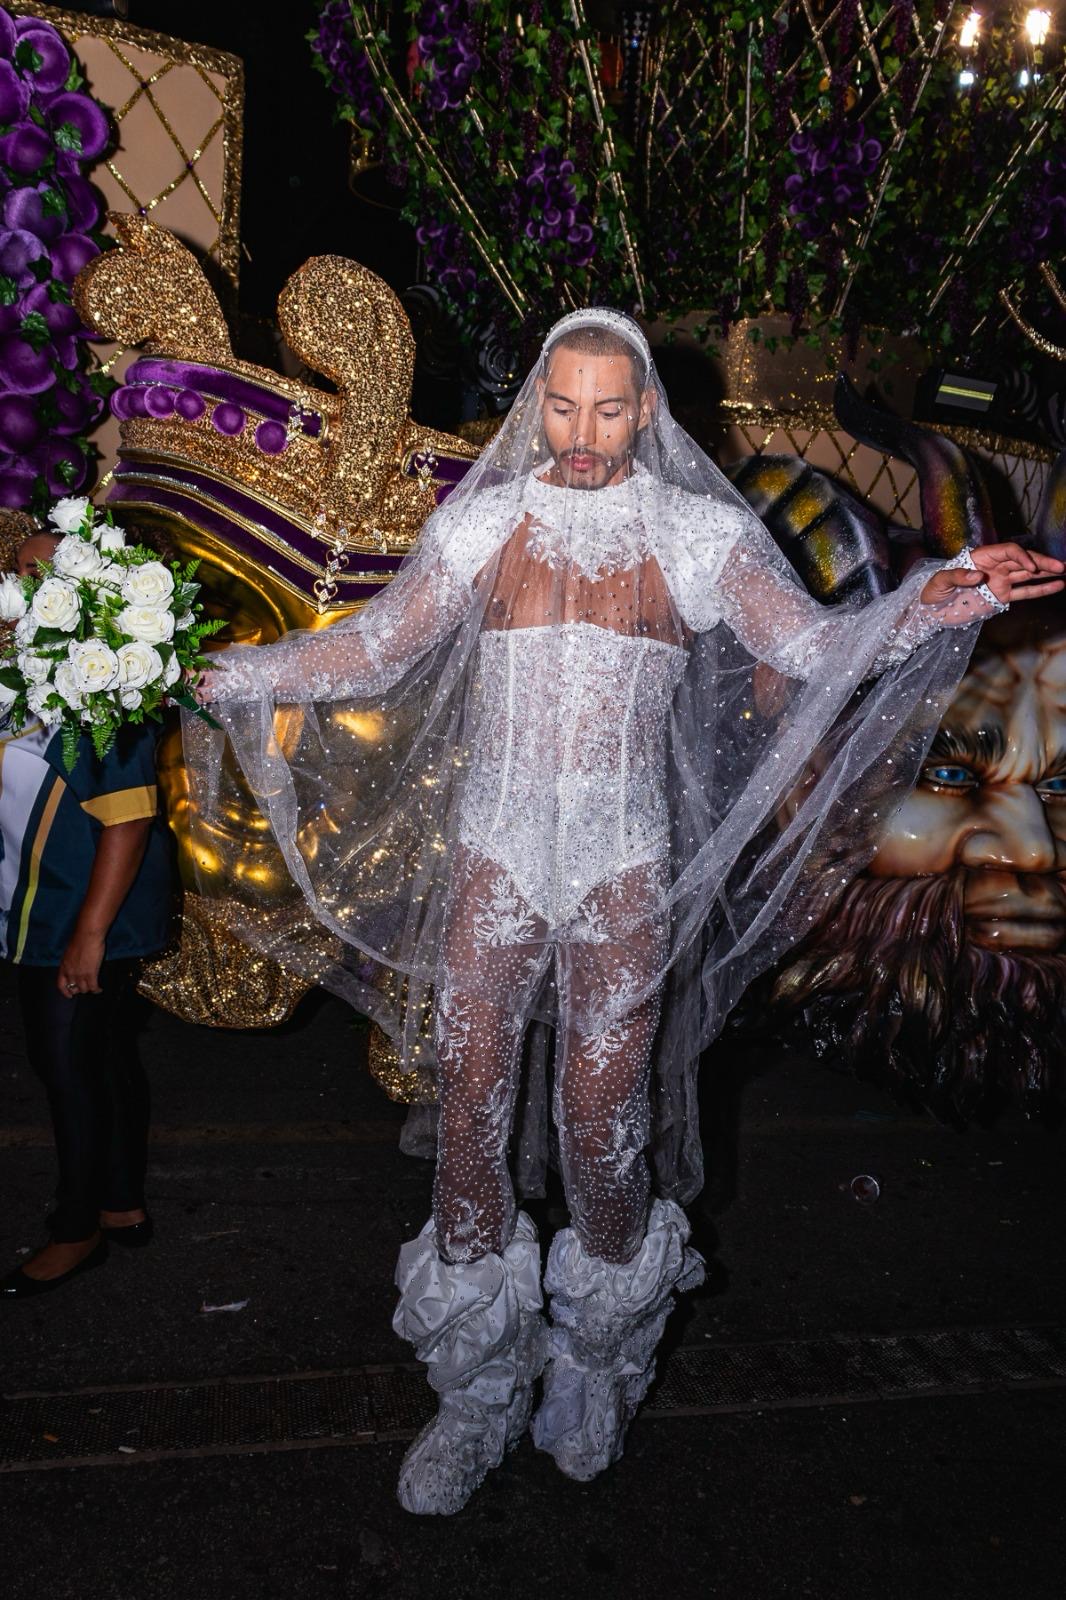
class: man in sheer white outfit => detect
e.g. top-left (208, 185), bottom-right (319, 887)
top-left (197, 309), bottom-right (1062, 1514)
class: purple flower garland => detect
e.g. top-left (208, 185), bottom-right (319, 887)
top-left (786, 121), bottom-right (883, 242)
top-left (309, 0), bottom-right (384, 129)
top-left (415, 214), bottom-right (478, 301)
top-left (0, 7), bottom-right (110, 511)
top-left (1011, 146), bottom-right (1066, 267)
top-left (512, 146), bottom-right (595, 267)
top-left (415, 2), bottom-right (481, 114)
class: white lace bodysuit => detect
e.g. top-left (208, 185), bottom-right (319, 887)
top-left (210, 467), bottom-right (1005, 1269)
top-left (459, 622), bottom-right (684, 928)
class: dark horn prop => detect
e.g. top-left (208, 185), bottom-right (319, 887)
top-left (834, 372), bottom-right (996, 558)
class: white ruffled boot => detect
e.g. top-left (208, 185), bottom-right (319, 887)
top-left (392, 1211), bottom-right (549, 1516)
top-left (531, 1198), bottom-right (704, 1481)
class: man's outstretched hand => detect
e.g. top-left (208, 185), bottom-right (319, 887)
top-left (920, 543), bottom-right (1065, 608)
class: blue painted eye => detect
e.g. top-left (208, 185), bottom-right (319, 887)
top-left (1038, 775), bottom-right (1066, 797)
top-left (923, 763), bottom-right (976, 789)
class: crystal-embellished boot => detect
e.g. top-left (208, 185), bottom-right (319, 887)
top-left (392, 1211), bottom-right (548, 1515)
top-left (531, 1197), bottom-right (704, 1481)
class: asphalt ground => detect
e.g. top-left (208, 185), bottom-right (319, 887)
top-left (2, 964), bottom-right (1064, 1600)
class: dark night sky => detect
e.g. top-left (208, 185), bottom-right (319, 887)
top-left (130, 1), bottom-right (417, 321)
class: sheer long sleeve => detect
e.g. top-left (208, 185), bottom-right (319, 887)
top-left (205, 486), bottom-right (520, 704)
top-left (672, 504), bottom-right (1007, 681)
top-left (207, 555), bottom-right (473, 704)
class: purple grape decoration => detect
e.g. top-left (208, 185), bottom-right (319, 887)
top-left (0, 5), bottom-right (111, 513)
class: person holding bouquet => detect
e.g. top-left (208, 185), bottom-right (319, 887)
top-left (0, 498), bottom-right (215, 1298)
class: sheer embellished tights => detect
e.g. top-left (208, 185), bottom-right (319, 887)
top-left (432, 848), bottom-right (666, 1267)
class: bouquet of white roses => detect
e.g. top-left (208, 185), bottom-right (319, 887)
top-left (0, 495), bottom-right (223, 770)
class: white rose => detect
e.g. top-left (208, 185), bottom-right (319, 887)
top-left (52, 534), bottom-right (105, 582)
top-left (121, 561), bottom-right (175, 607)
top-left (97, 525), bottom-right (126, 555)
top-left (67, 638), bottom-right (120, 694)
top-left (53, 660), bottom-right (84, 709)
top-left (18, 651), bottom-right (53, 685)
top-left (0, 679), bottom-right (17, 709)
top-left (48, 495), bottom-right (93, 536)
top-left (119, 686), bottom-right (142, 710)
top-left (26, 683), bottom-right (61, 724)
top-left (116, 640), bottom-right (162, 690)
top-left (117, 604), bottom-right (174, 646)
top-left (161, 650), bottom-right (181, 690)
top-left (0, 573), bottom-right (28, 620)
top-left (14, 613), bottom-right (37, 647)
top-left (94, 560), bottom-right (123, 590)
top-left (31, 577), bottom-right (81, 632)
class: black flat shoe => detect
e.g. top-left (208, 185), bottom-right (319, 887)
top-left (102, 1216), bottom-right (154, 1248)
top-left (1, 1238), bottom-right (108, 1299)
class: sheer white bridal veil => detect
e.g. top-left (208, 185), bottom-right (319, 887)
top-left (184, 306), bottom-right (997, 1207)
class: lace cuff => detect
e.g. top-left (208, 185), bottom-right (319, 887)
top-left (869, 548), bottom-right (1006, 673)
top-left (938, 546), bottom-right (1009, 617)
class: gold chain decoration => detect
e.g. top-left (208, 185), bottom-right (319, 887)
top-left (999, 263), bottom-right (1066, 361)
top-left (99, 37), bottom-right (227, 261)
top-left (311, 510), bottom-right (351, 613)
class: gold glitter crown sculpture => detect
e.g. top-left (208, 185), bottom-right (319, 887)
top-left (70, 217), bottom-right (477, 1051)
top-left (75, 214), bottom-right (477, 617)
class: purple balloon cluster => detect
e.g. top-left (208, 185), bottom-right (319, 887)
top-left (309, 0), bottom-right (384, 130)
top-left (0, 7), bottom-right (109, 509)
top-left (785, 121), bottom-right (882, 242)
top-left (416, 1), bottom-right (480, 114)
top-left (513, 146), bottom-right (595, 266)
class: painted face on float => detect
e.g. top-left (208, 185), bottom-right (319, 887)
top-left (869, 602), bottom-right (1066, 954)
top-left (536, 343), bottom-right (653, 491)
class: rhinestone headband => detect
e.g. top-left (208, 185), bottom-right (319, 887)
top-left (542, 308), bottom-right (652, 379)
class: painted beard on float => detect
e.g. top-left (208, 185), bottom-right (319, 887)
top-left (767, 865), bottom-right (1066, 1122)
top-left (754, 603), bottom-right (1066, 1124)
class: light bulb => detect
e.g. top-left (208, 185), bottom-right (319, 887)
top-left (959, 10), bottom-right (982, 49)
top-left (1024, 9), bottom-right (1052, 47)
top-left (958, 67), bottom-right (977, 86)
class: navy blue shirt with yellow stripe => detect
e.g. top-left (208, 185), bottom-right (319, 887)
top-left (0, 718), bottom-right (173, 966)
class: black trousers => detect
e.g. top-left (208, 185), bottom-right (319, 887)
top-left (16, 961), bottom-right (150, 1243)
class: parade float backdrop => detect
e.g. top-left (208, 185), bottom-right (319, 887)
top-left (310, 2), bottom-right (1066, 433)
top-left (1, 1), bottom-right (1064, 1124)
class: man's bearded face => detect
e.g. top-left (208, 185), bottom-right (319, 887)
top-left (537, 345), bottom-right (650, 491)
top-left (772, 605), bottom-right (1066, 1118)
